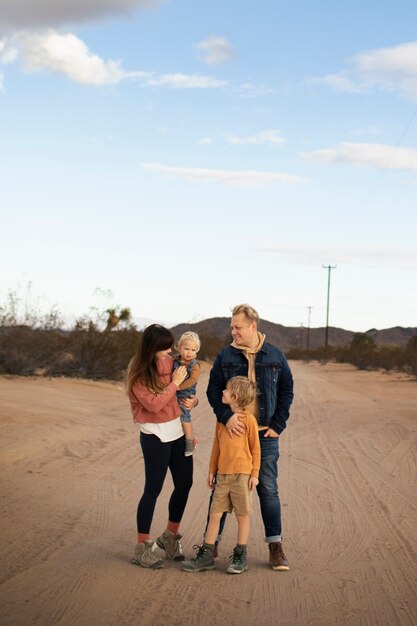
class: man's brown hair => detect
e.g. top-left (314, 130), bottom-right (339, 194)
top-left (231, 303), bottom-right (259, 325)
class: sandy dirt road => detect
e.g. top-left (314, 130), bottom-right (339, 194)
top-left (0, 361), bottom-right (416, 626)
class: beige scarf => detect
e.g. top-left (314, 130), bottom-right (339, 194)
top-left (231, 331), bottom-right (265, 421)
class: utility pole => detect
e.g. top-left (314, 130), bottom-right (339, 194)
top-left (322, 265), bottom-right (337, 348)
top-left (306, 306), bottom-right (313, 351)
top-left (298, 323), bottom-right (304, 350)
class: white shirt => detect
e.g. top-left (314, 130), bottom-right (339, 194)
top-left (140, 417), bottom-right (183, 442)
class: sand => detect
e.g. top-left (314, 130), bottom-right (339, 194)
top-left (0, 361), bottom-right (416, 626)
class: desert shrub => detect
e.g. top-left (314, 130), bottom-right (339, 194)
top-left (0, 326), bottom-right (68, 375)
top-left (404, 334), bottom-right (417, 376)
top-left (198, 333), bottom-right (230, 362)
top-left (288, 333), bottom-right (417, 378)
top-left (348, 333), bottom-right (377, 369)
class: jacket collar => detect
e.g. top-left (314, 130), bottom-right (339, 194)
top-left (229, 341), bottom-right (268, 355)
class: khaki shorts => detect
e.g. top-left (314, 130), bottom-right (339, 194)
top-left (210, 473), bottom-right (252, 516)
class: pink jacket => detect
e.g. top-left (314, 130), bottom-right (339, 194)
top-left (129, 355), bottom-right (181, 424)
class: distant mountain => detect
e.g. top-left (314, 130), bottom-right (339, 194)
top-left (171, 317), bottom-right (416, 352)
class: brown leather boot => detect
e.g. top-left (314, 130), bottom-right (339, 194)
top-left (268, 541), bottom-right (289, 571)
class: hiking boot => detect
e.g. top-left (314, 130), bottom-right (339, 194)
top-left (156, 530), bottom-right (185, 561)
top-left (182, 544), bottom-right (215, 572)
top-left (269, 541), bottom-right (289, 571)
top-left (185, 437), bottom-right (197, 457)
top-left (201, 539), bottom-right (219, 560)
top-left (227, 546), bottom-right (248, 574)
top-left (131, 541), bottom-right (164, 569)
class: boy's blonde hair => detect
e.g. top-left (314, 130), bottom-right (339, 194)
top-left (226, 376), bottom-right (257, 409)
top-left (177, 331), bottom-right (201, 351)
top-left (231, 303), bottom-right (259, 325)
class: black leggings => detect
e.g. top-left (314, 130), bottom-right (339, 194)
top-left (137, 433), bottom-right (193, 534)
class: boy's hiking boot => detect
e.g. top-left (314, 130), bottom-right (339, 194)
top-left (269, 541), bottom-right (289, 571)
top-left (185, 437), bottom-right (197, 457)
top-left (227, 546), bottom-right (248, 574)
top-left (131, 541), bottom-right (164, 569)
top-left (182, 544), bottom-right (215, 572)
top-left (156, 530), bottom-right (185, 561)
top-left (213, 540), bottom-right (219, 560)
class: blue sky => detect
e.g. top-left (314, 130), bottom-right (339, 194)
top-left (1, 0), bottom-right (416, 333)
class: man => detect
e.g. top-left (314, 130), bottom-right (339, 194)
top-left (206, 303), bottom-right (294, 570)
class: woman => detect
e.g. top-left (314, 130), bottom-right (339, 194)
top-left (126, 324), bottom-right (195, 569)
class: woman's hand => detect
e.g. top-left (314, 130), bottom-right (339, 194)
top-left (248, 476), bottom-right (259, 491)
top-left (180, 395), bottom-right (199, 410)
top-left (208, 472), bottom-right (216, 489)
top-left (172, 365), bottom-right (187, 387)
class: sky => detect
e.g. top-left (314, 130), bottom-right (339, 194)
top-left (1, 0), bottom-right (416, 333)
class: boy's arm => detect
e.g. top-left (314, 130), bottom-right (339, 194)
top-left (179, 362), bottom-right (201, 390)
top-left (209, 426), bottom-right (220, 475)
top-left (247, 418), bottom-right (261, 478)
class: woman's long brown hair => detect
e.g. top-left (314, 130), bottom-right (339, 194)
top-left (126, 324), bottom-right (174, 394)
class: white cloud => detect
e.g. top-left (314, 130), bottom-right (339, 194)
top-left (198, 137), bottom-right (213, 145)
top-left (306, 72), bottom-right (365, 94)
top-left (259, 245), bottom-right (417, 269)
top-left (303, 142), bottom-right (417, 171)
top-left (143, 72), bottom-right (226, 89)
top-left (225, 129), bottom-right (286, 146)
top-left (8, 30), bottom-right (227, 89)
top-left (0, 0), bottom-right (162, 32)
top-left (353, 41), bottom-right (417, 74)
top-left (19, 31), bottom-right (123, 85)
top-left (195, 35), bottom-right (234, 65)
top-left (0, 37), bottom-right (18, 63)
top-left (141, 162), bottom-right (308, 187)
top-left (308, 40), bottom-right (417, 101)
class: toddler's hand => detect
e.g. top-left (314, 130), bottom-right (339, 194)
top-left (172, 365), bottom-right (187, 387)
top-left (248, 476), bottom-right (259, 491)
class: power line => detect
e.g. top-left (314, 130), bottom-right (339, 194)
top-left (357, 105), bottom-right (417, 216)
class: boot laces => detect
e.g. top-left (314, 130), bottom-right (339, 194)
top-left (192, 544), bottom-right (208, 562)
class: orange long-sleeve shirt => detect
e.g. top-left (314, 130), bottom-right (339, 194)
top-left (209, 410), bottom-right (261, 478)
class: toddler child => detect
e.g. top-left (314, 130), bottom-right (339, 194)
top-left (174, 331), bottom-right (201, 456)
top-left (182, 376), bottom-right (260, 574)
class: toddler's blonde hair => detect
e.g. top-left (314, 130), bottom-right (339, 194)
top-left (226, 376), bottom-right (257, 409)
top-left (177, 331), bottom-right (201, 351)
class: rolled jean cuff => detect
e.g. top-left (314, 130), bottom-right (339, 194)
top-left (265, 535), bottom-right (282, 543)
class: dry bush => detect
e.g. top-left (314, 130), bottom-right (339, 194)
top-left (288, 332), bottom-right (417, 378)
top-left (197, 333), bottom-right (231, 362)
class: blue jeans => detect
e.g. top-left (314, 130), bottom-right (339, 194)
top-left (257, 434), bottom-right (281, 542)
top-left (176, 388), bottom-right (193, 423)
top-left (206, 433), bottom-right (282, 543)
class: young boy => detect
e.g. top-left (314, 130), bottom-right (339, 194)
top-left (174, 331), bottom-right (201, 456)
top-left (182, 376), bottom-right (260, 574)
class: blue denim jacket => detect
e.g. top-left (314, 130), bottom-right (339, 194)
top-left (206, 342), bottom-right (294, 435)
